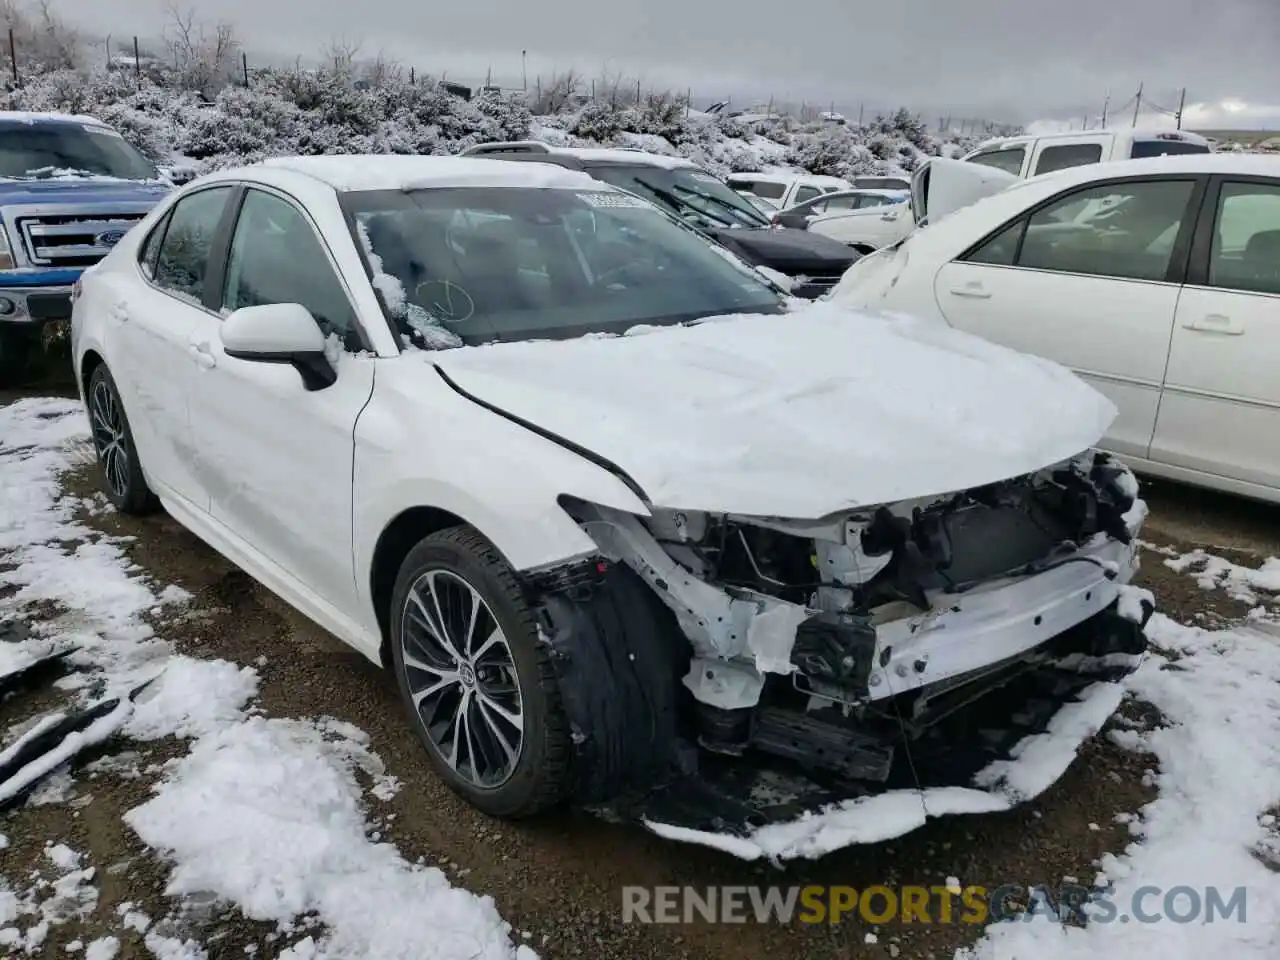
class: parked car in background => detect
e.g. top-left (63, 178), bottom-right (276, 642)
top-left (459, 142), bottom-right (861, 298)
top-left (852, 175), bottom-right (913, 191)
top-left (770, 187), bottom-right (907, 229)
top-left (807, 161), bottom-right (1016, 253)
top-left (0, 111), bottom-right (171, 385)
top-left (962, 128), bottom-right (1210, 178)
top-left (71, 154), bottom-right (1151, 847)
top-left (834, 153), bottom-right (1280, 504)
top-left (724, 171), bottom-right (851, 211)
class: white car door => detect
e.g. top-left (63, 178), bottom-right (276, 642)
top-left (184, 185), bottom-right (376, 612)
top-left (1150, 176), bottom-right (1280, 492)
top-left (931, 175), bottom-right (1203, 460)
top-left (808, 202), bottom-right (912, 250)
top-left (105, 185), bottom-right (237, 511)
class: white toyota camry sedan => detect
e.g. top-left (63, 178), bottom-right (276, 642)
top-left (70, 155), bottom-right (1152, 849)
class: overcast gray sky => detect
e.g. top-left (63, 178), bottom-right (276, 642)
top-left (58, 0), bottom-right (1280, 127)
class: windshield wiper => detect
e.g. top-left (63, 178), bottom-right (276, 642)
top-left (679, 185), bottom-right (769, 227)
top-left (631, 177), bottom-right (735, 228)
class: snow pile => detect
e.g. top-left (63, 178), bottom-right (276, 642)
top-left (0, 65), bottom-right (982, 181)
top-left (0, 398), bottom-right (535, 959)
top-left (1164, 548), bottom-right (1280, 605)
top-left (958, 614), bottom-right (1280, 960)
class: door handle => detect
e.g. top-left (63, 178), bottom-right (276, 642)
top-left (1182, 313), bottom-right (1244, 335)
top-left (948, 283), bottom-right (992, 300)
top-left (187, 340), bottom-right (216, 369)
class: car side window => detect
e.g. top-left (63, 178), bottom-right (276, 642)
top-left (966, 147), bottom-right (1026, 176)
top-left (1034, 143), bottom-right (1103, 176)
top-left (825, 196), bottom-right (859, 211)
top-left (1208, 181), bottom-right (1280, 296)
top-left (153, 187), bottom-right (233, 303)
top-left (793, 185), bottom-right (822, 205)
top-left (964, 220), bottom-right (1024, 266)
top-left (222, 189), bottom-right (359, 344)
top-left (988, 179), bottom-right (1196, 282)
top-left (137, 210), bottom-right (172, 280)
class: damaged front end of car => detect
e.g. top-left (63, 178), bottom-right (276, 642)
top-left (522, 449), bottom-right (1153, 857)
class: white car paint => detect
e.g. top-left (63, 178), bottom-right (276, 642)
top-left (69, 155), bottom-right (1148, 835)
top-left (725, 172), bottom-right (852, 211)
top-left (833, 152), bottom-right (1280, 503)
top-left (808, 161), bottom-right (1018, 251)
top-left (961, 128), bottom-right (1211, 179)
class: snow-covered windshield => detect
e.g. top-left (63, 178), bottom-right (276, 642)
top-left (585, 165), bottom-right (772, 229)
top-left (343, 185), bottom-right (783, 347)
top-left (0, 120), bottom-right (159, 181)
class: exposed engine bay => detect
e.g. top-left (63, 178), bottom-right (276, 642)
top-left (551, 448), bottom-right (1150, 816)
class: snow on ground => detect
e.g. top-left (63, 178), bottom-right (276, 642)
top-left (958, 613), bottom-right (1280, 959)
top-left (1163, 548), bottom-right (1280, 605)
top-left (0, 398), bottom-right (536, 958)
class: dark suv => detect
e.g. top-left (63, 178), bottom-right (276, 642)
top-left (458, 141), bottom-right (861, 299)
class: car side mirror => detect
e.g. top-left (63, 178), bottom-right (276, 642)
top-left (220, 302), bottom-right (336, 391)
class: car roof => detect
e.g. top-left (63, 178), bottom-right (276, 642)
top-left (976, 128), bottom-right (1212, 150)
top-left (253, 154), bottom-right (601, 192)
top-left (726, 171), bottom-right (849, 186)
top-left (460, 141), bottom-right (700, 171)
top-left (0, 110), bottom-right (111, 127)
top-left (1025, 152), bottom-right (1280, 185)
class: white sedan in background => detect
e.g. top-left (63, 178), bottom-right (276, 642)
top-left (69, 154), bottom-right (1150, 848)
top-left (834, 153), bottom-right (1280, 504)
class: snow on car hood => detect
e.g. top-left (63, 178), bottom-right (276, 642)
top-left (430, 303), bottom-right (1117, 518)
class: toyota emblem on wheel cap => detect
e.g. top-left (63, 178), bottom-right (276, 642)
top-left (97, 229), bottom-right (126, 247)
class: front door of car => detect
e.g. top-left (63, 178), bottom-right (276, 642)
top-left (185, 186), bottom-right (375, 613)
top-left (106, 184), bottom-right (237, 511)
top-left (932, 176), bottom-right (1204, 460)
top-left (1150, 177), bottom-right (1280, 491)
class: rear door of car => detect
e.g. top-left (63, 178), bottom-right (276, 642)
top-left (110, 184), bottom-right (238, 511)
top-left (932, 173), bottom-right (1207, 459)
top-left (1149, 174), bottom-right (1280, 492)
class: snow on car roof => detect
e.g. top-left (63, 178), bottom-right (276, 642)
top-left (0, 110), bottom-right (109, 126)
top-left (259, 155), bottom-right (601, 192)
top-left (726, 172), bottom-right (849, 185)
top-left (544, 146), bottom-right (699, 169)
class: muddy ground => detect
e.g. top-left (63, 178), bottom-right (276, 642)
top-left (3, 377), bottom-right (1280, 960)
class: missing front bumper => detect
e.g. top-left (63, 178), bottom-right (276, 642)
top-left (601, 601), bottom-right (1151, 859)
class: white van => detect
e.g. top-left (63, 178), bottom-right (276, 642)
top-left (960, 129), bottom-right (1211, 179)
top-left (725, 172), bottom-right (851, 210)
top-left (809, 129), bottom-right (1212, 252)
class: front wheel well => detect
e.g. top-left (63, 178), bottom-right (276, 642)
top-left (80, 349), bottom-right (105, 396)
top-left (369, 506), bottom-right (468, 665)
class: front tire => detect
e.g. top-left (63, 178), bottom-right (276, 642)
top-left (389, 526), bottom-right (572, 818)
top-left (87, 364), bottom-right (155, 515)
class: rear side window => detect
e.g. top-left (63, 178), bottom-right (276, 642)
top-left (153, 187), bottom-right (233, 304)
top-left (1130, 139), bottom-right (1210, 159)
top-left (1034, 143), bottom-right (1104, 176)
top-left (966, 147), bottom-right (1026, 176)
top-left (137, 210), bottom-right (172, 280)
top-left (792, 185), bottom-right (822, 205)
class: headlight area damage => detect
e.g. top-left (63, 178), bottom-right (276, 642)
top-left (520, 450), bottom-right (1154, 860)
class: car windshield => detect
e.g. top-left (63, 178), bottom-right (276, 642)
top-left (0, 121), bottom-right (159, 180)
top-left (343, 186), bottom-right (783, 348)
top-left (585, 165), bottom-right (772, 228)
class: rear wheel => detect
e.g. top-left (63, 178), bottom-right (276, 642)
top-left (389, 526), bottom-right (572, 817)
top-left (87, 364), bottom-right (156, 515)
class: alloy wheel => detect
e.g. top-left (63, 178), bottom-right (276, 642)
top-left (399, 569), bottom-right (526, 788)
top-left (90, 378), bottom-right (129, 498)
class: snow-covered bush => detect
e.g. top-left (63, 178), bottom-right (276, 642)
top-left (0, 52), bottom-right (985, 185)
